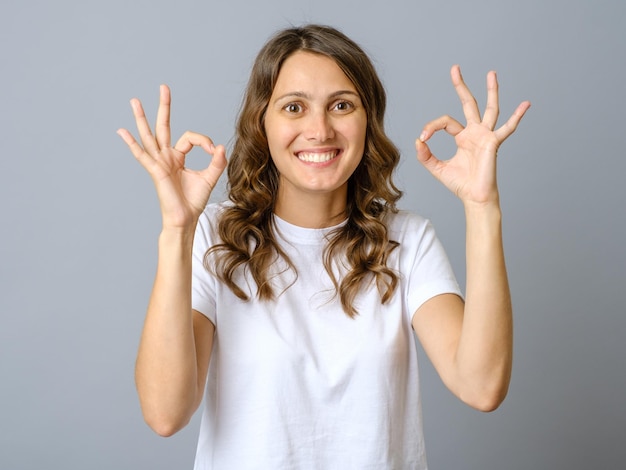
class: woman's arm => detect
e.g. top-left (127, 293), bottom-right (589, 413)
top-left (134, 229), bottom-right (215, 436)
top-left (117, 85), bottom-right (226, 435)
top-left (412, 66), bottom-right (529, 411)
top-left (413, 204), bottom-right (511, 411)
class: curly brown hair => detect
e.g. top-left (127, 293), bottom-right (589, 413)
top-left (206, 24), bottom-right (403, 317)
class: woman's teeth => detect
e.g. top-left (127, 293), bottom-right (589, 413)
top-left (297, 151), bottom-right (338, 163)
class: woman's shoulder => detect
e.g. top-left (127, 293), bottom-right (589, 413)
top-left (200, 200), bottom-right (232, 217)
top-left (197, 200), bottom-right (232, 225)
top-left (195, 201), bottom-right (232, 241)
top-left (385, 209), bottom-right (432, 235)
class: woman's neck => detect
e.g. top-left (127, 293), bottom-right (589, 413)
top-left (274, 186), bottom-right (348, 228)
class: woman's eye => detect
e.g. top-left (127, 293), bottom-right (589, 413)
top-left (284, 103), bottom-right (302, 113)
top-left (334, 101), bottom-right (353, 112)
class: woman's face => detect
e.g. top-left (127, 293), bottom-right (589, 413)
top-left (264, 51), bottom-right (367, 209)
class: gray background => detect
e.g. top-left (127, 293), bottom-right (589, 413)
top-left (1, 0), bottom-right (624, 468)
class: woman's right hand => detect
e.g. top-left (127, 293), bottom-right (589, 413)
top-left (117, 85), bottom-right (227, 230)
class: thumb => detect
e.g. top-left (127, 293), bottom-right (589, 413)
top-left (202, 144), bottom-right (228, 190)
top-left (415, 138), bottom-right (440, 175)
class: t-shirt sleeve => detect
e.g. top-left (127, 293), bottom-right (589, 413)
top-left (191, 208), bottom-right (218, 325)
top-left (395, 213), bottom-right (463, 319)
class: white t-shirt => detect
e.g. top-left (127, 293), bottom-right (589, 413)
top-left (191, 202), bottom-right (461, 469)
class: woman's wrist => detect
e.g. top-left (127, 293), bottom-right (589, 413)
top-left (159, 225), bottom-right (196, 248)
top-left (463, 199), bottom-right (502, 222)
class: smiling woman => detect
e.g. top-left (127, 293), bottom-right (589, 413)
top-left (117, 23), bottom-right (529, 470)
top-left (212, 26), bottom-right (404, 319)
top-left (264, 51), bottom-right (367, 225)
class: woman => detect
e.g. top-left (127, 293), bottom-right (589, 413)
top-left (118, 24), bottom-right (529, 469)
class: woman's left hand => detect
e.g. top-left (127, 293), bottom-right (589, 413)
top-left (415, 65), bottom-right (530, 206)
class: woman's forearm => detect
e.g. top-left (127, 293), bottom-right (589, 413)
top-left (454, 201), bottom-right (513, 410)
top-left (134, 228), bottom-right (205, 436)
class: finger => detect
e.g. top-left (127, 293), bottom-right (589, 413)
top-left (494, 101), bottom-right (531, 142)
top-left (130, 98), bottom-right (160, 155)
top-left (117, 128), bottom-right (154, 168)
top-left (200, 144), bottom-right (228, 191)
top-left (419, 115), bottom-right (465, 142)
top-left (155, 84), bottom-right (171, 149)
top-left (415, 138), bottom-right (444, 177)
top-left (482, 71), bottom-right (500, 129)
top-left (174, 131), bottom-right (216, 155)
top-left (451, 65), bottom-right (481, 123)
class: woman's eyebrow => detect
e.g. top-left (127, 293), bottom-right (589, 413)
top-left (328, 90), bottom-right (360, 100)
top-left (272, 90), bottom-right (360, 103)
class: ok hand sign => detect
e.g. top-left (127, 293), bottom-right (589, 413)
top-left (117, 85), bottom-right (227, 230)
top-left (416, 66), bottom-right (530, 207)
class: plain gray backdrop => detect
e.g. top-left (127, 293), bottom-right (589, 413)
top-left (1, 0), bottom-right (624, 468)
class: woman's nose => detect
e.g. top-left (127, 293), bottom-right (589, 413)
top-left (304, 111), bottom-right (335, 142)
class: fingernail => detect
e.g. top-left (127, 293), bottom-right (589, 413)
top-left (419, 131), bottom-right (427, 142)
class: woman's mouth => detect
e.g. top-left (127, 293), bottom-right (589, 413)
top-left (296, 150), bottom-right (339, 163)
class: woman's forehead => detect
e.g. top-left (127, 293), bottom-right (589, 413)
top-left (271, 51), bottom-right (358, 98)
